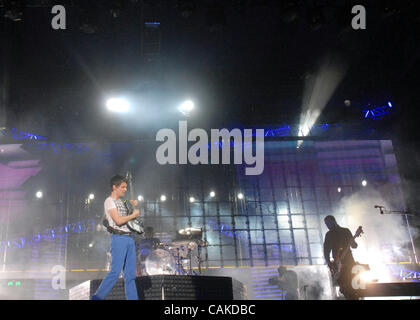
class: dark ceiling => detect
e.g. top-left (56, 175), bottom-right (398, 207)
top-left (1, 0), bottom-right (420, 142)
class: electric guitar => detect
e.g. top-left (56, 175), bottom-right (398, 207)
top-left (124, 171), bottom-right (145, 235)
top-left (329, 226), bottom-right (363, 284)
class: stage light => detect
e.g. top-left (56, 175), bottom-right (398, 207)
top-left (237, 193), bottom-right (244, 200)
top-left (106, 98), bottom-right (130, 113)
top-left (88, 242), bottom-right (94, 248)
top-left (178, 100), bottom-right (194, 116)
top-left (88, 194), bottom-right (95, 200)
top-left (160, 195), bottom-right (166, 202)
top-left (362, 180), bottom-right (367, 187)
top-left (137, 195), bottom-right (144, 202)
top-left (4, 1), bottom-right (23, 22)
top-left (178, 0), bottom-right (196, 18)
top-left (209, 191), bottom-right (216, 198)
top-left (307, 6), bottom-right (325, 31)
top-left (109, 0), bottom-right (123, 18)
top-left (36, 191), bottom-right (43, 199)
top-left (337, 187), bottom-right (341, 193)
top-left (189, 197), bottom-right (195, 203)
top-left (280, 1), bottom-right (298, 23)
top-left (388, 101), bottom-right (393, 107)
top-left (207, 5), bottom-right (226, 32)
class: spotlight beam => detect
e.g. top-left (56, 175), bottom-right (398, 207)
top-left (298, 54), bottom-right (347, 146)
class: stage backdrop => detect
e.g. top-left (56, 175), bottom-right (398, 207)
top-left (0, 139), bottom-right (411, 299)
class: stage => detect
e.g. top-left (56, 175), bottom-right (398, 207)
top-left (69, 275), bottom-right (247, 300)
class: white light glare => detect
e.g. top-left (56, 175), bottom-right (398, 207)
top-left (160, 195), bottom-right (167, 202)
top-left (189, 197), bottom-right (195, 203)
top-left (237, 193), bottom-right (244, 200)
top-left (36, 191), bottom-right (43, 199)
top-left (360, 270), bottom-right (374, 283)
top-left (337, 187), bottom-right (341, 193)
top-left (89, 194), bottom-right (95, 200)
top-left (362, 180), bottom-right (367, 187)
top-left (209, 191), bottom-right (216, 198)
top-left (138, 195), bottom-right (144, 202)
top-left (179, 100), bottom-right (194, 115)
top-left (106, 98), bottom-right (130, 113)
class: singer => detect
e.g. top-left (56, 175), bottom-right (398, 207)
top-left (91, 175), bottom-right (140, 300)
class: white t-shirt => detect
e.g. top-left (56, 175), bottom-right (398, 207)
top-left (104, 196), bottom-right (130, 233)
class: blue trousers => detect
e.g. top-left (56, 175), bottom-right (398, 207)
top-left (93, 235), bottom-right (138, 300)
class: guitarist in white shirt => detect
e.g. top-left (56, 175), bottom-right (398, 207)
top-left (91, 175), bottom-right (140, 300)
top-left (323, 215), bottom-right (360, 300)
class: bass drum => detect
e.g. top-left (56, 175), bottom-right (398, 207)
top-left (145, 249), bottom-right (177, 275)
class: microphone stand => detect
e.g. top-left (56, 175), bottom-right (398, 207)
top-left (375, 206), bottom-right (419, 264)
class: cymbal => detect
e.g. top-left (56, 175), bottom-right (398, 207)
top-left (178, 227), bottom-right (202, 236)
top-left (169, 240), bottom-right (197, 250)
top-left (154, 242), bottom-right (168, 249)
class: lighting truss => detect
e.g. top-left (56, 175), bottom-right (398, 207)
top-left (363, 103), bottom-right (393, 120)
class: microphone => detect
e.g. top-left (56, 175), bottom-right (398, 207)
top-left (374, 205), bottom-right (385, 214)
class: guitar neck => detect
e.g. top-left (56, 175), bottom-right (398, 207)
top-left (127, 171), bottom-right (135, 204)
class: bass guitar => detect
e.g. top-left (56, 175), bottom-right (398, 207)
top-left (329, 226), bottom-right (363, 284)
top-left (124, 171), bottom-right (145, 235)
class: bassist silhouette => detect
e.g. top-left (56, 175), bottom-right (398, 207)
top-left (323, 215), bottom-right (363, 300)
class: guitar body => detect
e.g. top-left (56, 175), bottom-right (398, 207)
top-left (330, 249), bottom-right (344, 283)
top-left (125, 172), bottom-right (144, 235)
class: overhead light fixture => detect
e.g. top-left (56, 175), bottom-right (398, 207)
top-left (307, 6), bottom-right (325, 31)
top-left (88, 194), bottom-right (95, 200)
top-left (209, 191), bottom-right (216, 198)
top-left (106, 98), bottom-right (130, 113)
top-left (237, 193), bottom-right (244, 200)
top-left (160, 195), bottom-right (166, 202)
top-left (36, 191), bottom-right (43, 199)
top-left (178, 100), bottom-right (194, 116)
top-left (138, 195), bottom-right (144, 202)
top-left (207, 5), bottom-right (226, 32)
top-left (281, 1), bottom-right (299, 23)
top-left (177, 0), bottom-right (196, 18)
top-left (109, 0), bottom-right (123, 18)
top-left (4, 0), bottom-right (23, 22)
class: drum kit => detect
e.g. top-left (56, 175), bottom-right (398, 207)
top-left (142, 227), bottom-right (208, 276)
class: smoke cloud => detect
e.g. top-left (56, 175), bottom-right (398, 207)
top-left (333, 187), bottom-right (417, 282)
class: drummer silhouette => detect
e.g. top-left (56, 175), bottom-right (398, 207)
top-left (136, 227), bottom-right (161, 275)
